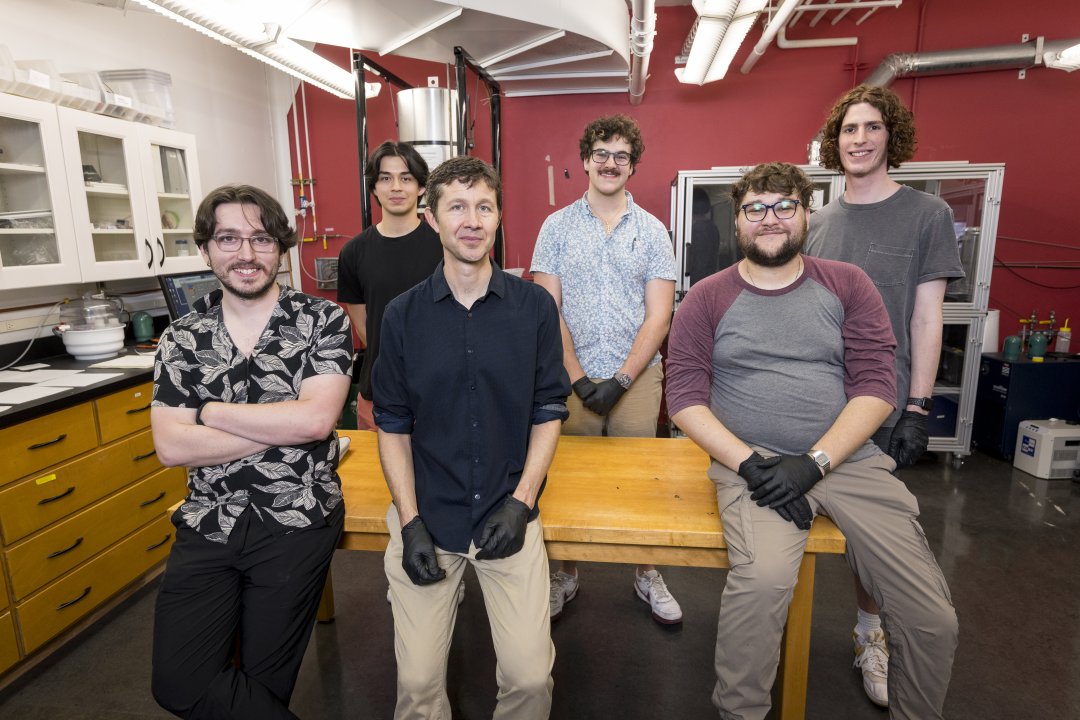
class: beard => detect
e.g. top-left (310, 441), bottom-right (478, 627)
top-left (213, 262), bottom-right (278, 300)
top-left (737, 222), bottom-right (806, 268)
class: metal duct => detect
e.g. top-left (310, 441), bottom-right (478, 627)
top-left (864, 37), bottom-right (1080, 86)
top-left (629, 0), bottom-right (657, 105)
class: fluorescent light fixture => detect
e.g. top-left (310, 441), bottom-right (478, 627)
top-left (1045, 42), bottom-right (1080, 71)
top-left (675, 0), bottom-right (767, 85)
top-left (129, 0), bottom-right (356, 98)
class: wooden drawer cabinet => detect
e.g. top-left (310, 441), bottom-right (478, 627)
top-left (0, 430), bottom-right (159, 545)
top-left (6, 467), bottom-right (185, 601)
top-left (0, 404), bottom-right (97, 487)
top-left (16, 515), bottom-right (175, 654)
top-left (0, 613), bottom-right (18, 676)
top-left (95, 382), bottom-right (153, 444)
top-left (0, 380), bottom-right (178, 675)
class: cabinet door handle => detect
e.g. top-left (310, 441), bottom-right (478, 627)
top-left (145, 238), bottom-right (153, 269)
top-left (156, 237), bottom-right (165, 267)
top-left (56, 587), bottom-right (92, 611)
top-left (133, 449), bottom-right (157, 462)
top-left (126, 403), bottom-right (152, 415)
top-left (38, 486), bottom-right (76, 505)
top-left (139, 491), bottom-right (166, 508)
top-left (46, 536), bottom-right (84, 559)
top-left (28, 434), bottom-right (67, 450)
top-left (145, 533), bottom-right (172, 552)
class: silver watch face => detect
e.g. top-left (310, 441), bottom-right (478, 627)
top-left (614, 372), bottom-right (632, 389)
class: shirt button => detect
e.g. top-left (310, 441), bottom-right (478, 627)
top-left (474, 457), bottom-right (480, 464)
top-left (467, 347), bottom-right (473, 354)
top-left (474, 494), bottom-right (481, 500)
top-left (467, 312), bottom-right (472, 318)
top-left (472, 421), bottom-right (478, 427)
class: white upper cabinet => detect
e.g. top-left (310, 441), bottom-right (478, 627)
top-left (0, 93), bottom-right (81, 290)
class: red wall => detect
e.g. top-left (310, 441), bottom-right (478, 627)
top-left (291, 1), bottom-right (1080, 339)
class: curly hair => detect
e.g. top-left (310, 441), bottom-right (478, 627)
top-left (579, 114), bottom-right (645, 168)
top-left (425, 156), bottom-right (502, 217)
top-left (194, 184), bottom-right (296, 250)
top-left (818, 84), bottom-right (917, 171)
top-left (730, 162), bottom-right (816, 211)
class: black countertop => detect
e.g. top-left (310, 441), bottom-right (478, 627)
top-left (0, 349), bottom-right (154, 428)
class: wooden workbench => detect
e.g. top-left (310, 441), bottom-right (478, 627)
top-left (331, 430), bottom-right (846, 720)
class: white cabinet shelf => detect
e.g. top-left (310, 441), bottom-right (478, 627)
top-left (0, 162), bottom-right (45, 175)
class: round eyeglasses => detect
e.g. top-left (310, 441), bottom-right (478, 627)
top-left (740, 199), bottom-right (802, 222)
top-left (211, 234), bottom-right (279, 253)
top-left (590, 149), bottom-right (632, 166)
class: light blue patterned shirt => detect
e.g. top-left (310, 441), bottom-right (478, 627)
top-left (531, 191), bottom-right (676, 377)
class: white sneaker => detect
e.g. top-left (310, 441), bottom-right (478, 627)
top-left (634, 570), bottom-right (683, 624)
top-left (386, 580), bottom-right (465, 605)
top-left (853, 627), bottom-right (889, 707)
top-left (549, 570), bottom-right (579, 621)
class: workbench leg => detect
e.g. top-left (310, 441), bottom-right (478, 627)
top-left (776, 552), bottom-right (815, 720)
top-left (316, 569), bottom-right (336, 623)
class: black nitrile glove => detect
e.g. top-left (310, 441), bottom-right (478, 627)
top-left (888, 410), bottom-right (929, 470)
top-left (582, 378), bottom-right (626, 416)
top-left (750, 453), bottom-right (823, 508)
top-left (737, 452), bottom-right (781, 491)
top-left (475, 495), bottom-right (531, 560)
top-left (572, 377), bottom-right (598, 402)
top-left (400, 516), bottom-right (446, 586)
top-left (775, 496), bottom-right (814, 531)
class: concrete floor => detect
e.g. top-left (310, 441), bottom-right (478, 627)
top-left (0, 449), bottom-right (1077, 719)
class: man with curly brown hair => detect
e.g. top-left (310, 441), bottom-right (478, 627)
top-left (531, 114), bottom-right (680, 625)
top-left (806, 84), bottom-right (964, 709)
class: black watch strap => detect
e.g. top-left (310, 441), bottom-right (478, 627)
top-left (906, 396), bottom-right (934, 411)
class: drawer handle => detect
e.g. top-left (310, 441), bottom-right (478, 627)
top-left (133, 450), bottom-right (158, 462)
top-left (139, 491), bottom-right (167, 508)
top-left (46, 537), bottom-right (84, 559)
top-left (28, 434), bottom-right (67, 450)
top-left (146, 533), bottom-right (172, 552)
top-left (126, 404), bottom-right (152, 415)
top-left (56, 586), bottom-right (92, 611)
top-left (38, 487), bottom-right (76, 505)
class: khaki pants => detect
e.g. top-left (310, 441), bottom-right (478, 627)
top-left (710, 451), bottom-right (958, 720)
top-left (563, 362), bottom-right (663, 438)
top-left (384, 505), bottom-right (554, 720)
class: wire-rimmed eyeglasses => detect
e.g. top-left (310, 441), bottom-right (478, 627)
top-left (211, 234), bottom-right (279, 253)
top-left (590, 149), bottom-right (632, 166)
top-left (739, 199), bottom-right (802, 222)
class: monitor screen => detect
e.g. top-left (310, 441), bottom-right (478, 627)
top-left (158, 270), bottom-right (220, 320)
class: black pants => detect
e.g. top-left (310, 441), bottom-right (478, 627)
top-left (151, 503), bottom-right (344, 719)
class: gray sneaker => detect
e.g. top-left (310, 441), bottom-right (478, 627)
top-left (549, 570), bottom-right (579, 621)
top-left (634, 569), bottom-right (683, 624)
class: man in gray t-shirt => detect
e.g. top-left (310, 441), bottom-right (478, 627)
top-left (806, 84), bottom-right (964, 709)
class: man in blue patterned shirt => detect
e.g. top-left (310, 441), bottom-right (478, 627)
top-left (531, 114), bottom-right (680, 624)
top-left (150, 184), bottom-right (353, 719)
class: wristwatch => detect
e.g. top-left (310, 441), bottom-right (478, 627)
top-left (613, 372), bottom-right (633, 390)
top-left (906, 396), bottom-right (934, 412)
top-left (807, 449), bottom-right (831, 476)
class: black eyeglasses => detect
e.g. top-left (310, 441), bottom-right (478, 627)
top-left (211, 234), bottom-right (279, 253)
top-left (590, 149), bottom-right (632, 166)
top-left (740, 199), bottom-right (802, 222)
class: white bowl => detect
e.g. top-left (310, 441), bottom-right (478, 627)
top-left (61, 325), bottom-right (125, 361)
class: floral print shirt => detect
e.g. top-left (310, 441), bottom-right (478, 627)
top-left (152, 285), bottom-right (353, 543)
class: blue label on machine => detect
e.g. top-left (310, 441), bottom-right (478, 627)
top-left (1020, 435), bottom-right (1037, 457)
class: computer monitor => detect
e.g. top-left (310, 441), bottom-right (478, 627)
top-left (158, 270), bottom-right (220, 320)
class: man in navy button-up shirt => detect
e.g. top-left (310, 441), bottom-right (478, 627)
top-left (373, 156), bottom-right (569, 720)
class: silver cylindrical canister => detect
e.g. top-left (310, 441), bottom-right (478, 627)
top-left (397, 87), bottom-right (459, 172)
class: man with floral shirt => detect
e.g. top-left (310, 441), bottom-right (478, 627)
top-left (149, 184), bottom-right (353, 719)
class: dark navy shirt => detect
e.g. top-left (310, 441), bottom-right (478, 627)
top-left (372, 261), bottom-right (571, 553)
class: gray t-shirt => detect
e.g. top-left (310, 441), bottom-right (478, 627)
top-left (805, 185), bottom-right (964, 426)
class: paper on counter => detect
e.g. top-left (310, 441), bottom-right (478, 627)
top-left (88, 355), bottom-right (156, 369)
top-left (0, 369), bottom-right (83, 384)
top-left (12, 363), bottom-right (50, 371)
top-left (0, 406), bottom-right (10, 413)
top-left (0, 385), bottom-right (70, 404)
top-left (38, 372), bottom-right (124, 388)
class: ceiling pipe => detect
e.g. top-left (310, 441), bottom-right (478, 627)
top-left (806, 36), bottom-right (1080, 162)
top-left (863, 36), bottom-right (1080, 86)
top-left (740, 0), bottom-right (804, 74)
top-left (629, 0), bottom-right (657, 105)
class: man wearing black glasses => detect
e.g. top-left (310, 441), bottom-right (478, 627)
top-left (531, 114), bottom-right (680, 625)
top-left (806, 85), bottom-right (964, 709)
top-left (667, 162), bottom-right (957, 720)
top-left (149, 185), bottom-right (353, 719)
